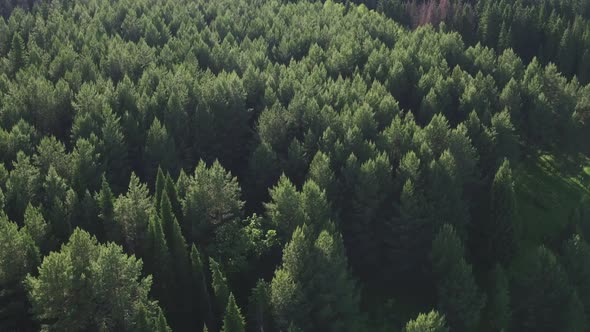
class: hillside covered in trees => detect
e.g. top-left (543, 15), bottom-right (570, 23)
top-left (1, 0), bottom-right (590, 331)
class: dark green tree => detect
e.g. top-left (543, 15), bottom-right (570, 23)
top-left (431, 224), bottom-right (485, 332)
top-left (5, 152), bottom-right (40, 223)
top-left (145, 213), bottom-right (171, 313)
top-left (404, 310), bottom-right (449, 332)
top-left (114, 173), bottom-right (152, 255)
top-left (96, 175), bottom-right (120, 243)
top-left (159, 191), bottom-right (190, 328)
top-left (8, 33), bottom-right (26, 75)
top-left (25, 228), bottom-right (168, 331)
top-left (144, 118), bottom-right (176, 184)
top-left (0, 215), bottom-right (40, 331)
top-left (248, 279), bottom-right (273, 332)
top-left (23, 203), bottom-right (48, 252)
top-left (486, 159), bottom-right (517, 265)
top-left (511, 246), bottom-right (586, 332)
top-left (154, 167), bottom-right (166, 213)
top-left (210, 257), bottom-right (230, 316)
top-left (485, 264), bottom-right (511, 332)
top-left (222, 293), bottom-right (246, 332)
top-left (563, 235), bottom-right (590, 320)
top-left (191, 244), bottom-right (213, 330)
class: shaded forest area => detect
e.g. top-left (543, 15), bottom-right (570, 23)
top-left (0, 0), bottom-right (590, 331)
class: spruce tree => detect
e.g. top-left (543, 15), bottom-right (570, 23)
top-left (159, 191), bottom-right (190, 328)
top-left (8, 33), bottom-right (26, 75)
top-left (432, 224), bottom-right (485, 332)
top-left (160, 192), bottom-right (188, 278)
top-left (210, 257), bottom-right (230, 313)
top-left (248, 279), bottom-right (272, 332)
top-left (191, 244), bottom-right (213, 329)
top-left (487, 159), bottom-right (517, 265)
top-left (563, 235), bottom-right (590, 319)
top-left (154, 167), bottom-right (166, 213)
top-left (485, 264), bottom-right (511, 331)
top-left (405, 310), bottom-right (449, 332)
top-left (222, 293), bottom-right (245, 332)
top-left (97, 175), bottom-right (120, 243)
top-left (145, 213), bottom-right (171, 310)
top-left (164, 173), bottom-right (182, 221)
top-left (271, 225), bottom-right (362, 332)
top-left (155, 307), bottom-right (172, 332)
top-left (23, 203), bottom-right (47, 251)
top-left (511, 246), bottom-right (585, 332)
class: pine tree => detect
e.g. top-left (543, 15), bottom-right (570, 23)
top-left (265, 174), bottom-right (304, 242)
top-left (25, 228), bottom-right (165, 331)
top-left (512, 246), bottom-right (586, 332)
top-left (155, 307), bottom-right (172, 332)
top-left (563, 235), bottom-right (590, 319)
top-left (159, 191), bottom-right (190, 328)
top-left (387, 178), bottom-right (431, 285)
top-left (485, 264), bottom-right (510, 331)
top-left (0, 216), bottom-right (40, 331)
top-left (145, 213), bottom-right (171, 309)
top-left (191, 244), bottom-right (213, 329)
top-left (307, 151), bottom-right (336, 201)
top-left (432, 224), bottom-right (486, 332)
top-left (23, 203), bottom-right (47, 251)
top-left (100, 108), bottom-right (129, 190)
top-left (271, 225), bottom-right (362, 332)
top-left (210, 257), bottom-right (230, 313)
top-left (248, 279), bottom-right (272, 332)
top-left (558, 27), bottom-right (576, 77)
top-left (144, 118), bottom-right (176, 184)
top-left (222, 293), bottom-right (245, 332)
top-left (160, 192), bottom-right (188, 278)
top-left (164, 173), bottom-right (182, 221)
top-left (8, 33), bottom-right (26, 75)
top-left (405, 310), bottom-right (449, 332)
top-left (486, 159), bottom-right (517, 265)
top-left (154, 167), bottom-right (166, 213)
top-left (97, 175), bottom-right (120, 243)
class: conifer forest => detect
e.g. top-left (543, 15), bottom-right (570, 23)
top-left (1, 0), bottom-right (590, 331)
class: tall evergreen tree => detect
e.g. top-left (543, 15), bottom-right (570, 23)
top-left (405, 310), bottom-right (449, 332)
top-left (96, 175), bottom-right (119, 243)
top-left (248, 279), bottom-right (273, 332)
top-left (154, 167), bottom-right (166, 213)
top-left (144, 118), bottom-right (176, 184)
top-left (511, 246), bottom-right (586, 332)
top-left (271, 225), bottom-right (362, 332)
top-left (222, 293), bottom-right (245, 332)
top-left (159, 191), bottom-right (190, 329)
top-left (0, 215), bottom-right (39, 331)
top-left (23, 203), bottom-right (48, 251)
top-left (210, 257), bottom-right (230, 315)
top-left (145, 213), bottom-right (171, 313)
top-left (25, 228), bottom-right (168, 331)
top-left (164, 173), bottom-right (182, 221)
top-left (485, 264), bottom-right (511, 331)
top-left (431, 224), bottom-right (485, 332)
top-left (563, 235), bottom-right (590, 321)
top-left (191, 244), bottom-right (213, 330)
top-left (8, 33), bottom-right (26, 75)
top-left (485, 159), bottom-right (517, 265)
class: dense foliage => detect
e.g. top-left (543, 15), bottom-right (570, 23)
top-left (0, 0), bottom-right (589, 331)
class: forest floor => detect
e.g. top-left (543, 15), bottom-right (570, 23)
top-left (514, 153), bottom-right (590, 247)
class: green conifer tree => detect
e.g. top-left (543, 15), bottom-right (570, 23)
top-left (210, 257), bottom-right (230, 313)
top-left (432, 224), bottom-right (486, 332)
top-left (97, 175), bottom-right (120, 243)
top-left (222, 293), bottom-right (245, 332)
